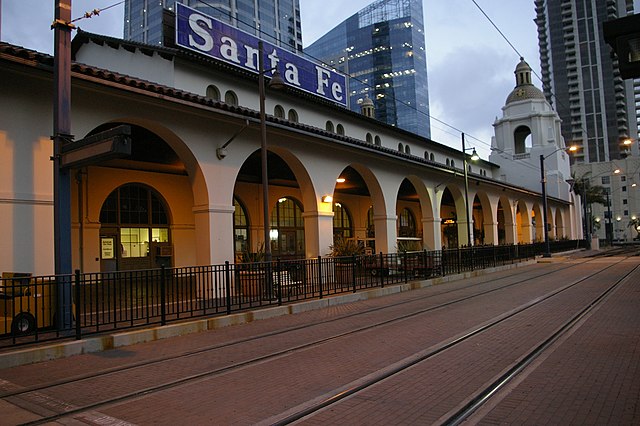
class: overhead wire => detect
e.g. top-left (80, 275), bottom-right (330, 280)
top-left (88, 0), bottom-right (554, 175)
top-left (71, 1), bottom-right (125, 24)
top-left (471, 0), bottom-right (612, 166)
top-left (187, 0), bottom-right (512, 159)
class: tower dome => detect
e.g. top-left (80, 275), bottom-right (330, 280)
top-left (360, 95), bottom-right (375, 118)
top-left (505, 57), bottom-right (545, 104)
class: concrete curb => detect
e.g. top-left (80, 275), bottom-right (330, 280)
top-left (0, 259), bottom-right (537, 369)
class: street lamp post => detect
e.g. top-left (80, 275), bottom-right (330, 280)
top-left (606, 191), bottom-right (613, 246)
top-left (461, 133), bottom-right (479, 247)
top-left (52, 0), bottom-right (74, 330)
top-left (540, 154), bottom-right (551, 257)
top-left (258, 41), bottom-right (271, 264)
top-left (540, 146), bottom-right (577, 258)
top-left (258, 41), bottom-right (285, 264)
top-left (582, 178), bottom-right (591, 250)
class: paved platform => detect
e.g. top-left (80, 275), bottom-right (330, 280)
top-left (0, 260), bottom-right (536, 369)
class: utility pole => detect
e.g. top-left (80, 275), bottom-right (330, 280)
top-left (52, 0), bottom-right (74, 330)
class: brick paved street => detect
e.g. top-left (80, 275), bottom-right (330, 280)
top-left (0, 255), bottom-right (638, 425)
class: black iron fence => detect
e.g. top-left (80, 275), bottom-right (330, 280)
top-left (0, 240), bottom-right (584, 348)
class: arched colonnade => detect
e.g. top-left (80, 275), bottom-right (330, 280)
top-left (72, 120), bottom-right (577, 273)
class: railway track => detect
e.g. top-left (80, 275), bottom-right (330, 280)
top-left (1, 254), bottom-right (638, 425)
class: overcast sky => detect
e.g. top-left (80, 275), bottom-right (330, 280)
top-left (2, 1), bottom-right (638, 158)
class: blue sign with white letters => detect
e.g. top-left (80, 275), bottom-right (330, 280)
top-left (175, 3), bottom-right (347, 106)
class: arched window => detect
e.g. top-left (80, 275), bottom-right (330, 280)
top-left (398, 208), bottom-right (417, 237)
top-left (366, 133), bottom-right (373, 144)
top-left (336, 123), bottom-right (345, 135)
top-left (405, 145), bottom-right (411, 155)
top-left (398, 143), bottom-right (404, 152)
top-left (99, 184), bottom-right (170, 269)
top-left (333, 202), bottom-right (353, 239)
top-left (446, 159), bottom-right (451, 166)
top-left (225, 90), bottom-right (238, 106)
top-left (326, 120), bottom-right (334, 133)
top-left (206, 84), bottom-right (220, 101)
top-left (451, 160), bottom-right (456, 168)
top-left (430, 153), bottom-right (435, 161)
top-left (424, 151), bottom-right (429, 159)
top-left (270, 197), bottom-right (305, 258)
top-left (233, 197), bottom-right (249, 260)
top-left (374, 135), bottom-right (382, 146)
top-left (288, 109), bottom-right (299, 123)
top-left (514, 125), bottom-right (532, 154)
top-left (274, 104), bottom-right (285, 118)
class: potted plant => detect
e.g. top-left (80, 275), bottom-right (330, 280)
top-left (329, 237), bottom-right (364, 285)
top-left (397, 240), bottom-right (422, 276)
top-left (238, 241), bottom-right (266, 298)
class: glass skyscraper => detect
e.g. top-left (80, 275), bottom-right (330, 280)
top-left (535, 0), bottom-right (638, 163)
top-left (305, 0), bottom-right (431, 138)
top-left (124, 0), bottom-right (303, 52)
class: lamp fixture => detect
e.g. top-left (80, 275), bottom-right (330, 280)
top-left (322, 195), bottom-right (333, 203)
top-left (469, 148), bottom-right (480, 161)
top-left (268, 70), bottom-right (286, 90)
top-left (336, 178), bottom-right (346, 183)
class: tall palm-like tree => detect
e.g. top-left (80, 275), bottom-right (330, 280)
top-left (571, 174), bottom-right (607, 206)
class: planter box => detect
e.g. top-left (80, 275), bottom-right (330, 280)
top-left (238, 270), bottom-right (265, 299)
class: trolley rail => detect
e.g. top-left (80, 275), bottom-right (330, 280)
top-left (1, 253), bottom-right (637, 425)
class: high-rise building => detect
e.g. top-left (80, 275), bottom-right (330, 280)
top-left (124, 0), bottom-right (303, 52)
top-left (535, 0), bottom-right (639, 163)
top-left (305, 0), bottom-right (430, 139)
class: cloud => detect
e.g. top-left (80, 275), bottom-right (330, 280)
top-left (428, 45), bottom-right (517, 153)
top-left (299, 0), bottom-right (371, 46)
top-left (1, 1), bottom-right (124, 54)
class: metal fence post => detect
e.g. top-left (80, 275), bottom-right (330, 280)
top-left (160, 265), bottom-right (167, 326)
top-left (352, 255), bottom-right (357, 293)
top-left (74, 269), bottom-right (81, 340)
top-left (403, 251), bottom-right (408, 284)
top-left (317, 256), bottom-right (323, 299)
top-left (471, 246), bottom-right (475, 271)
top-left (379, 252), bottom-right (385, 288)
top-left (277, 258), bottom-right (283, 305)
top-left (225, 261), bottom-right (231, 315)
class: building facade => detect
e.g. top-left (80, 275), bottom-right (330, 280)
top-left (0, 8), bottom-right (581, 276)
top-left (534, 0), bottom-right (639, 164)
top-left (573, 158), bottom-right (640, 243)
top-left (305, 0), bottom-right (430, 139)
top-left (124, 0), bottom-right (303, 52)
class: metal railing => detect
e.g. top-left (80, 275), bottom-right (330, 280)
top-left (0, 241), bottom-right (583, 349)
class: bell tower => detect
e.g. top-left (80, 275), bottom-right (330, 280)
top-left (490, 58), bottom-right (571, 200)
